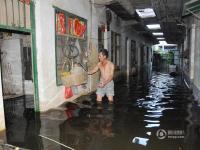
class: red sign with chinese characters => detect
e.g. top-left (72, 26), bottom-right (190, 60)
top-left (19, 0), bottom-right (31, 5)
top-left (56, 13), bottom-right (67, 34)
top-left (74, 18), bottom-right (86, 38)
top-left (68, 18), bottom-right (86, 38)
top-left (56, 11), bottom-right (87, 39)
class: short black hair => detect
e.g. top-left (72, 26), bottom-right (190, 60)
top-left (99, 49), bottom-right (108, 58)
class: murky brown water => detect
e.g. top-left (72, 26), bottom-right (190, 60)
top-left (2, 71), bottom-right (200, 150)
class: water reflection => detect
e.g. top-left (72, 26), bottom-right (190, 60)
top-left (59, 103), bottom-right (114, 150)
top-left (135, 72), bottom-right (177, 129)
top-left (3, 96), bottom-right (42, 150)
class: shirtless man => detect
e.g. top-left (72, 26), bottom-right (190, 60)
top-left (88, 49), bottom-right (115, 103)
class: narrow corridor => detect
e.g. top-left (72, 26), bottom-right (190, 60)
top-left (1, 1), bottom-right (200, 150)
top-left (2, 69), bottom-right (200, 150)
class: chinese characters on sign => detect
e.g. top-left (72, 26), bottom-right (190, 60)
top-left (56, 13), bottom-right (67, 34)
top-left (56, 11), bottom-right (87, 39)
top-left (19, 0), bottom-right (31, 5)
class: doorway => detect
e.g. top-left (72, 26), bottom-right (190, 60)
top-left (125, 37), bottom-right (129, 75)
top-left (0, 32), bottom-right (34, 107)
top-left (130, 40), bottom-right (137, 75)
top-left (111, 31), bottom-right (121, 68)
top-left (140, 44), bottom-right (145, 66)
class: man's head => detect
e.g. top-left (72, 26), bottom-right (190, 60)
top-left (98, 49), bottom-right (108, 62)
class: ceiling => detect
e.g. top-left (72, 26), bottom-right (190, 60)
top-left (149, 0), bottom-right (185, 44)
top-left (97, 0), bottom-right (186, 44)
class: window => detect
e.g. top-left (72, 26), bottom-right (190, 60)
top-left (111, 31), bottom-right (121, 67)
top-left (98, 26), bottom-right (104, 50)
top-left (22, 47), bottom-right (32, 80)
top-left (130, 40), bottom-right (136, 66)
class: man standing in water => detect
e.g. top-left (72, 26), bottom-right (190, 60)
top-left (88, 49), bottom-right (115, 103)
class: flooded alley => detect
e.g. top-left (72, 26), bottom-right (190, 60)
top-left (2, 69), bottom-right (200, 150)
top-left (1, 0), bottom-right (200, 150)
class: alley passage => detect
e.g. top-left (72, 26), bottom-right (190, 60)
top-left (3, 71), bottom-right (200, 150)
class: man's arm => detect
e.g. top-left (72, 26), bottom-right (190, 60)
top-left (88, 63), bottom-right (99, 75)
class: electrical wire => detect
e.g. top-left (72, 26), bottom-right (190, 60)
top-left (39, 135), bottom-right (75, 150)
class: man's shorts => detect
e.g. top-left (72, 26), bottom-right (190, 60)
top-left (96, 80), bottom-right (114, 97)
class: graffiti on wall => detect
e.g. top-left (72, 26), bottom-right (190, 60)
top-left (55, 8), bottom-right (88, 85)
top-left (1, 52), bottom-right (15, 95)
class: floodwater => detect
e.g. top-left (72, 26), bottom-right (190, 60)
top-left (1, 70), bottom-right (200, 150)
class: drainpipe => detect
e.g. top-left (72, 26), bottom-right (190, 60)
top-left (127, 39), bottom-right (130, 81)
top-left (189, 24), bottom-right (195, 82)
top-left (88, 0), bottom-right (94, 92)
top-left (89, 0), bottom-right (93, 43)
top-left (104, 26), bottom-right (108, 50)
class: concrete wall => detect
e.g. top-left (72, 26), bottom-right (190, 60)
top-left (1, 38), bottom-right (23, 95)
top-left (192, 12), bottom-right (200, 101)
top-left (183, 12), bottom-right (200, 101)
top-left (34, 0), bottom-right (105, 111)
